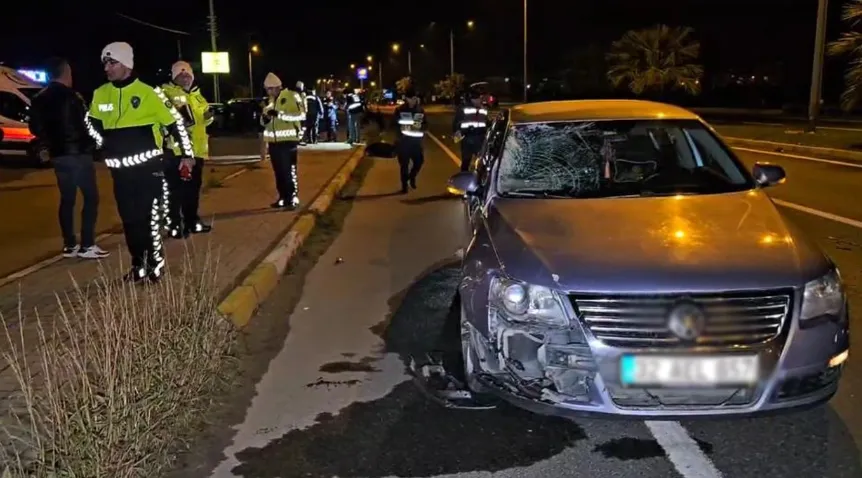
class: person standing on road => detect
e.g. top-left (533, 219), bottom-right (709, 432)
top-left (304, 88), bottom-right (323, 144)
top-left (344, 90), bottom-right (364, 145)
top-left (28, 57), bottom-right (110, 260)
top-left (295, 81), bottom-right (309, 146)
top-left (452, 89), bottom-right (489, 172)
top-left (261, 72), bottom-right (304, 210)
top-left (87, 42), bottom-right (195, 283)
top-left (393, 89), bottom-right (426, 194)
top-left (161, 61), bottom-right (213, 238)
top-left (324, 90), bottom-right (339, 141)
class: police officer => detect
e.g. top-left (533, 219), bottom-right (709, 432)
top-left (161, 60), bottom-right (213, 238)
top-left (393, 89), bottom-right (426, 193)
top-left (452, 89), bottom-right (489, 171)
top-left (261, 73), bottom-right (304, 210)
top-left (87, 42), bottom-right (195, 283)
top-left (344, 90), bottom-right (364, 144)
top-left (304, 88), bottom-right (324, 144)
top-left (295, 81), bottom-right (309, 145)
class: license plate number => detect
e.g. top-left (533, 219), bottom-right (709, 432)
top-left (620, 355), bottom-right (759, 387)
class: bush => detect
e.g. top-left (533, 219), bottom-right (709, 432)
top-left (0, 248), bottom-right (237, 477)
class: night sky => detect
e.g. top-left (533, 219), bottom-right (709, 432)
top-left (0, 0), bottom-right (843, 101)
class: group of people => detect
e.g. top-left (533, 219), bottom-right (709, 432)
top-left (28, 39), bottom-right (489, 284)
top-left (29, 42), bottom-right (218, 283)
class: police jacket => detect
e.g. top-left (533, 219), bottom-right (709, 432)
top-left (161, 82), bottom-right (212, 158)
top-left (260, 88), bottom-right (305, 143)
top-left (453, 103), bottom-right (489, 139)
top-left (345, 93), bottom-right (364, 115)
top-left (29, 82), bottom-right (96, 158)
top-left (88, 75), bottom-right (194, 169)
top-left (394, 103), bottom-right (426, 141)
top-left (306, 92), bottom-right (323, 118)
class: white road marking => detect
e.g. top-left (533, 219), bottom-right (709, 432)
top-left (646, 421), bottom-right (723, 478)
top-left (772, 198), bottom-right (862, 229)
top-left (427, 132), bottom-right (461, 167)
top-left (733, 147), bottom-right (862, 169)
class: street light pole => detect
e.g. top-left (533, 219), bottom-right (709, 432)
top-left (808, 0), bottom-right (829, 132)
top-left (379, 61), bottom-right (383, 87)
top-left (247, 50), bottom-right (254, 98)
top-left (523, 0), bottom-right (528, 102)
top-left (408, 50), bottom-right (413, 75)
top-left (450, 29), bottom-right (455, 78)
top-left (207, 0), bottom-right (220, 102)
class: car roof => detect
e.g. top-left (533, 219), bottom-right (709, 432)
top-left (508, 99), bottom-right (700, 124)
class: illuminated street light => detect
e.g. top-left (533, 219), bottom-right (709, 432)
top-left (392, 43), bottom-right (400, 52)
top-left (420, 44), bottom-right (425, 49)
top-left (248, 45), bottom-right (260, 97)
top-left (350, 63), bottom-right (356, 69)
top-left (366, 55), bottom-right (373, 62)
top-left (251, 44), bottom-right (259, 53)
top-left (467, 20), bottom-right (475, 28)
top-left (370, 81), bottom-right (376, 87)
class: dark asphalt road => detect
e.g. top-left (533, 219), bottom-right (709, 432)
top-left (197, 115), bottom-right (862, 478)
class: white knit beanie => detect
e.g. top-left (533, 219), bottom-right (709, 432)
top-left (263, 72), bottom-right (282, 88)
top-left (171, 61), bottom-right (194, 81)
top-left (101, 42), bottom-right (134, 69)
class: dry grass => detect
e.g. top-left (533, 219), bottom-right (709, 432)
top-left (0, 247), bottom-right (237, 477)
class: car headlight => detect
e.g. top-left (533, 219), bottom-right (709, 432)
top-left (489, 276), bottom-right (569, 327)
top-left (800, 269), bottom-right (844, 322)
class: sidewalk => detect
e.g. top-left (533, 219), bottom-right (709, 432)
top-left (0, 145), bottom-right (360, 400)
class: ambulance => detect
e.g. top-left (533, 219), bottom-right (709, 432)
top-left (0, 66), bottom-right (48, 165)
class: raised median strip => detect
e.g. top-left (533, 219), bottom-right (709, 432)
top-left (216, 146), bottom-right (365, 328)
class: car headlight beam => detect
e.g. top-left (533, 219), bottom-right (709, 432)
top-left (490, 276), bottom-right (569, 327)
top-left (800, 269), bottom-right (844, 322)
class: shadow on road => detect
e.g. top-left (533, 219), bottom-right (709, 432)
top-left (231, 261), bottom-right (587, 478)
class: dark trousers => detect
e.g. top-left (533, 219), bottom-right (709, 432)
top-left (110, 161), bottom-right (164, 276)
top-left (303, 116), bottom-right (319, 143)
top-left (327, 117), bottom-right (338, 141)
top-left (269, 141), bottom-right (299, 205)
top-left (347, 113), bottom-right (361, 143)
top-left (163, 152), bottom-right (205, 233)
top-left (397, 139), bottom-right (424, 187)
top-left (460, 136), bottom-right (483, 172)
top-left (53, 154), bottom-right (99, 248)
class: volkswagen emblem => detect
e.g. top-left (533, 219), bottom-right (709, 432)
top-left (667, 302), bottom-right (706, 341)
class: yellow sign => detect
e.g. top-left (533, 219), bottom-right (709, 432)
top-left (201, 52), bottom-right (230, 74)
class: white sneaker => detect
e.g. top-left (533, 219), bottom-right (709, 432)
top-left (62, 245), bottom-right (79, 258)
top-left (78, 245), bottom-right (110, 259)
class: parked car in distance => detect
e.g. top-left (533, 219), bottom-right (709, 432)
top-left (446, 99), bottom-right (849, 419)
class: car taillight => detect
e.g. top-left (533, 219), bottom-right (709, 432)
top-left (488, 95), bottom-right (495, 102)
top-left (0, 127), bottom-right (34, 141)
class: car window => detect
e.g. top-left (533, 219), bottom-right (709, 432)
top-left (496, 119), bottom-right (754, 198)
top-left (476, 116), bottom-right (506, 186)
top-left (0, 92), bottom-right (30, 122)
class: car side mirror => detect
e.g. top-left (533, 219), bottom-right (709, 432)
top-left (447, 171), bottom-right (480, 196)
top-left (752, 163), bottom-right (786, 188)
top-left (365, 142), bottom-right (397, 158)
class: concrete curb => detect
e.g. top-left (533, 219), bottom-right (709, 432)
top-left (724, 136), bottom-right (862, 163)
top-left (216, 146), bottom-right (365, 328)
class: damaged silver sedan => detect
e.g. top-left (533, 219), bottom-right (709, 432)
top-left (445, 100), bottom-right (849, 418)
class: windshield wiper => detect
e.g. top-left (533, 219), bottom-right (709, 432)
top-left (503, 189), bottom-right (573, 199)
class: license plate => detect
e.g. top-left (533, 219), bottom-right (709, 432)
top-left (620, 355), bottom-right (759, 387)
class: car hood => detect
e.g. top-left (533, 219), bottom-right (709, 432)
top-left (487, 191), bottom-right (829, 293)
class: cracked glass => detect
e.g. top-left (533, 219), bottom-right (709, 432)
top-left (497, 119), bottom-right (755, 199)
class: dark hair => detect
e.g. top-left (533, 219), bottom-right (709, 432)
top-left (45, 57), bottom-right (69, 80)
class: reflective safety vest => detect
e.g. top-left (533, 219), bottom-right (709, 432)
top-left (346, 93), bottom-right (363, 114)
top-left (456, 106), bottom-right (489, 138)
top-left (397, 107), bottom-right (425, 139)
top-left (161, 83), bottom-right (212, 158)
top-left (261, 88), bottom-right (305, 143)
top-left (88, 78), bottom-right (194, 169)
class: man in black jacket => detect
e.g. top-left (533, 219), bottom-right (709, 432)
top-left (29, 58), bottom-right (109, 260)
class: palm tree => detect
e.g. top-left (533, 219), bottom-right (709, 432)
top-left (606, 24), bottom-right (703, 97)
top-left (828, 0), bottom-right (862, 111)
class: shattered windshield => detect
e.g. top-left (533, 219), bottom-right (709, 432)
top-left (497, 119), bottom-right (755, 198)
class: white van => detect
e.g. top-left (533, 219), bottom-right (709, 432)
top-left (0, 66), bottom-right (47, 165)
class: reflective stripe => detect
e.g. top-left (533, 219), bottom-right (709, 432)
top-left (462, 107), bottom-right (489, 115)
top-left (398, 119), bottom-right (415, 125)
top-left (104, 148), bottom-right (161, 168)
top-left (402, 130), bottom-right (424, 137)
top-left (460, 121), bottom-right (487, 128)
top-left (347, 103), bottom-right (362, 110)
top-left (149, 198), bottom-right (165, 277)
top-left (161, 178), bottom-right (171, 231)
top-left (279, 113), bottom-right (305, 121)
top-left (153, 86), bottom-right (194, 157)
top-left (263, 129), bottom-right (299, 138)
top-left (84, 113), bottom-right (103, 148)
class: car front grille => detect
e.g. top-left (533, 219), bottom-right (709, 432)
top-left (570, 291), bottom-right (792, 348)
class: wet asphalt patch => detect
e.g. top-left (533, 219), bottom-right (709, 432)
top-left (593, 437), bottom-right (713, 461)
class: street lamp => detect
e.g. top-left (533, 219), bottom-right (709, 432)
top-left (391, 42), bottom-right (411, 75)
top-left (391, 43), bottom-right (400, 53)
top-left (248, 44), bottom-right (260, 98)
top-left (449, 20), bottom-right (476, 78)
top-left (366, 55), bottom-right (373, 62)
top-left (350, 63), bottom-right (356, 69)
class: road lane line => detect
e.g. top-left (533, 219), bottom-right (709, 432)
top-left (646, 421), bottom-right (723, 478)
top-left (427, 132), bottom-right (461, 167)
top-left (733, 147), bottom-right (862, 169)
top-left (772, 198), bottom-right (862, 229)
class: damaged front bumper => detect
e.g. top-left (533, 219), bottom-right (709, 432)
top-left (451, 285), bottom-right (849, 420)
